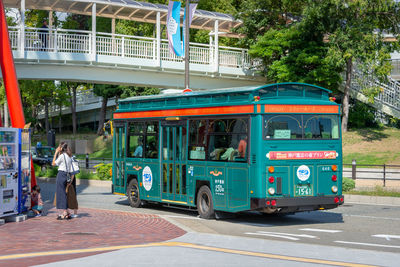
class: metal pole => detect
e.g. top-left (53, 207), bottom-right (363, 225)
top-left (91, 3), bottom-right (97, 62)
top-left (20, 0), bottom-right (25, 58)
top-left (184, 0), bottom-right (190, 90)
top-left (383, 164), bottom-right (386, 187)
top-left (352, 159), bottom-right (356, 180)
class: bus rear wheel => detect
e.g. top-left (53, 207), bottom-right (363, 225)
top-left (197, 185), bottom-right (215, 219)
top-left (127, 179), bottom-right (141, 208)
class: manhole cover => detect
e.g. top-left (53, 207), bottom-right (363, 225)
top-left (63, 232), bottom-right (98, 236)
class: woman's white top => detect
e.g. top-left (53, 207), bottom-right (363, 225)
top-left (55, 153), bottom-right (73, 172)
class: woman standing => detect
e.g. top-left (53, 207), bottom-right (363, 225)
top-left (52, 142), bottom-right (72, 220)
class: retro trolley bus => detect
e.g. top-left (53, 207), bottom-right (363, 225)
top-left (112, 83), bottom-right (344, 219)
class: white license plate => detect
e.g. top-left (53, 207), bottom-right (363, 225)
top-left (295, 185), bottom-right (312, 196)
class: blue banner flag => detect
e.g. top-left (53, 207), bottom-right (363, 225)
top-left (167, 1), bottom-right (183, 57)
top-left (182, 3), bottom-right (198, 57)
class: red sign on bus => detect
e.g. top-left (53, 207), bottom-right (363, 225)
top-left (268, 151), bottom-right (337, 160)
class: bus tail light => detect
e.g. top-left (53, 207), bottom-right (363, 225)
top-left (268, 176), bottom-right (275, 183)
top-left (331, 165), bottom-right (337, 172)
top-left (266, 200), bottom-right (270, 205)
top-left (331, 186), bottom-right (338, 193)
top-left (331, 175), bottom-right (337, 182)
top-left (271, 200), bottom-right (277, 206)
top-left (268, 187), bottom-right (275, 195)
top-left (268, 166), bottom-right (275, 173)
top-left (340, 197), bottom-right (344, 202)
top-left (334, 197), bottom-right (339, 203)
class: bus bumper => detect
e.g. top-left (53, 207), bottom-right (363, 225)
top-left (250, 195), bottom-right (344, 212)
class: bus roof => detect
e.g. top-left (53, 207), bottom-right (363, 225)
top-left (119, 83), bottom-right (332, 103)
top-left (116, 83), bottom-right (336, 116)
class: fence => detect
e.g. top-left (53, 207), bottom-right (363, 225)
top-left (76, 157), bottom-right (112, 171)
top-left (343, 160), bottom-right (400, 188)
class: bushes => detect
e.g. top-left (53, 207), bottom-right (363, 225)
top-left (342, 177), bottom-right (356, 192)
top-left (76, 169), bottom-right (97, 180)
top-left (94, 163), bottom-right (112, 180)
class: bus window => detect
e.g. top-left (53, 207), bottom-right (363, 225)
top-left (303, 115), bottom-right (339, 139)
top-left (145, 122), bottom-right (159, 159)
top-left (128, 122), bottom-right (145, 158)
top-left (189, 120), bottom-right (206, 160)
top-left (207, 118), bottom-right (248, 161)
top-left (264, 115), bottom-right (302, 139)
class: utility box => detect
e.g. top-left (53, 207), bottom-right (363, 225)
top-left (47, 129), bottom-right (55, 147)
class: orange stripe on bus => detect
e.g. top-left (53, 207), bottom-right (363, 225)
top-left (265, 104), bottom-right (339, 114)
top-left (114, 105), bottom-right (254, 119)
top-left (257, 104), bottom-right (261, 113)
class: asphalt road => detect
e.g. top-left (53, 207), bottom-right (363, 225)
top-left (40, 181), bottom-right (400, 255)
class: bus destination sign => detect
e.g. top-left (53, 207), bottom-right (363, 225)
top-left (267, 151), bottom-right (337, 160)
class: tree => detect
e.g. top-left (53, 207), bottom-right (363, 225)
top-left (239, 0), bottom-right (400, 132)
top-left (93, 84), bottom-right (123, 135)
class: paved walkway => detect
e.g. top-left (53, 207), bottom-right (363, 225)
top-left (0, 207), bottom-right (185, 267)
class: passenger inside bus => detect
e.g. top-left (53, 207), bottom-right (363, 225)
top-left (133, 139), bottom-right (143, 157)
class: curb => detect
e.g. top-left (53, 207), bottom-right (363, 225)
top-left (344, 194), bottom-right (400, 206)
top-left (37, 177), bottom-right (112, 188)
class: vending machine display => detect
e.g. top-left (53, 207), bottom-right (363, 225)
top-left (0, 128), bottom-right (19, 217)
top-left (0, 128), bottom-right (31, 217)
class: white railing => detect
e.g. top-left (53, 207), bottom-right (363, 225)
top-left (350, 70), bottom-right (400, 113)
top-left (8, 27), bottom-right (255, 70)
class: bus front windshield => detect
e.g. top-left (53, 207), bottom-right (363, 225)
top-left (264, 114), bottom-right (339, 140)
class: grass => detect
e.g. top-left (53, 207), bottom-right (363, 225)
top-left (346, 186), bottom-right (400, 197)
top-left (343, 127), bottom-right (400, 165)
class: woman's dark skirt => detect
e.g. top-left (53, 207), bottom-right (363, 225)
top-left (56, 171), bottom-right (68, 210)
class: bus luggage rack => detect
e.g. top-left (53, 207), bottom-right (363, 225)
top-left (343, 161), bottom-right (400, 187)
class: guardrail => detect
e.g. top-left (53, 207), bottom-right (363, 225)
top-left (76, 157), bottom-right (112, 171)
top-left (343, 161), bottom-right (400, 187)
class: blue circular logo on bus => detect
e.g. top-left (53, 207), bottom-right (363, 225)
top-left (142, 166), bottom-right (153, 191)
top-left (297, 165), bottom-right (310, 181)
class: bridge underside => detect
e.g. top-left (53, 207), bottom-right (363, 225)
top-left (7, 62), bottom-right (265, 90)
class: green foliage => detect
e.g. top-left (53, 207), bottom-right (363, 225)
top-left (348, 100), bottom-right (379, 129)
top-left (342, 177), bottom-right (356, 192)
top-left (95, 163), bottom-right (112, 180)
top-left (347, 186), bottom-right (400, 197)
top-left (33, 164), bottom-right (41, 176)
top-left (76, 169), bottom-right (96, 180)
top-left (38, 166), bottom-right (58, 178)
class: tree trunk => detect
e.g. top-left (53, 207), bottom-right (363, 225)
top-left (97, 96), bottom-right (108, 135)
top-left (45, 100), bottom-right (49, 133)
top-left (341, 57), bottom-right (353, 133)
top-left (69, 85), bottom-right (77, 135)
top-left (58, 103), bottom-right (62, 134)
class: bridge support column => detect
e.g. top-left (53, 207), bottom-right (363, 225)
top-left (213, 20), bottom-right (219, 73)
top-left (156, 12), bottom-right (161, 67)
top-left (91, 3), bottom-right (97, 62)
top-left (19, 0), bottom-right (25, 58)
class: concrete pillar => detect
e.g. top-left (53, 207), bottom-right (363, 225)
top-left (91, 3), bottom-right (97, 61)
top-left (19, 0), bottom-right (25, 58)
top-left (156, 11), bottom-right (161, 67)
top-left (214, 20), bottom-right (219, 73)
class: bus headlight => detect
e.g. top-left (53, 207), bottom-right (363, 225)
top-left (331, 186), bottom-right (338, 193)
top-left (268, 187), bottom-right (275, 195)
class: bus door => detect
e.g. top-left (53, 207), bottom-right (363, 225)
top-left (113, 122), bottom-right (126, 194)
top-left (161, 121), bottom-right (187, 204)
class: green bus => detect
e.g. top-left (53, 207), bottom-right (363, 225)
top-left (112, 83), bottom-right (343, 219)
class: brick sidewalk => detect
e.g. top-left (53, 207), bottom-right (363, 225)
top-left (0, 207), bottom-right (186, 267)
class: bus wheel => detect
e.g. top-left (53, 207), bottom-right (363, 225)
top-left (197, 185), bottom-right (215, 219)
top-left (127, 179), bottom-right (141, 208)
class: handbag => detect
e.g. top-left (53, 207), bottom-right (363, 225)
top-left (72, 156), bottom-right (80, 175)
top-left (63, 154), bottom-right (72, 183)
top-left (66, 183), bottom-right (78, 209)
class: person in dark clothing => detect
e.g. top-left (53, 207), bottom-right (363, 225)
top-left (39, 20), bottom-right (48, 50)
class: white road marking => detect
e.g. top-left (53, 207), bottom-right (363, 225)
top-left (245, 231), bottom-right (318, 240)
top-left (245, 232), bottom-right (300, 240)
top-left (162, 215), bottom-right (201, 220)
top-left (372, 234), bottom-right (400, 241)
top-left (334, 240), bottom-right (400, 249)
top-left (299, 228), bottom-right (342, 233)
top-left (344, 214), bottom-right (400, 221)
